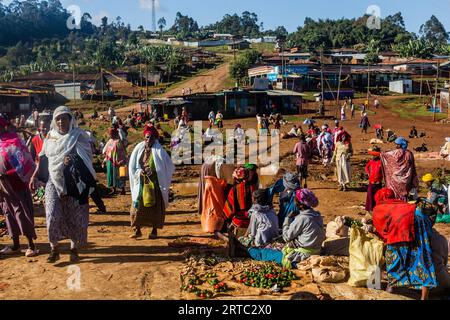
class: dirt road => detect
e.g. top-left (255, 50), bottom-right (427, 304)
top-left (0, 98), bottom-right (449, 300)
top-left (159, 61), bottom-right (232, 98)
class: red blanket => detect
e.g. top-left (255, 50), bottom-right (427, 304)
top-left (373, 201), bottom-right (415, 245)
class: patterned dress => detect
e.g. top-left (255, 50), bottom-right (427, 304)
top-left (45, 181), bottom-right (89, 246)
top-left (385, 208), bottom-right (438, 289)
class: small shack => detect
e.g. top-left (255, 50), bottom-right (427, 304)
top-left (228, 40), bottom-right (251, 51)
top-left (166, 89), bottom-right (304, 120)
top-left (54, 83), bottom-right (83, 101)
top-left (0, 83), bottom-right (56, 116)
top-left (389, 80), bottom-right (413, 94)
top-left (440, 89), bottom-right (449, 119)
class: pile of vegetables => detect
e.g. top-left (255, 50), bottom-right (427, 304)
top-left (344, 217), bottom-right (363, 228)
top-left (239, 266), bottom-right (297, 289)
top-left (33, 187), bottom-right (45, 204)
top-left (180, 273), bottom-right (230, 299)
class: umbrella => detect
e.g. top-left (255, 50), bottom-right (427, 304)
top-left (303, 119), bottom-right (316, 125)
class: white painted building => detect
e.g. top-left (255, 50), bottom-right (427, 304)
top-left (389, 80), bottom-right (413, 94)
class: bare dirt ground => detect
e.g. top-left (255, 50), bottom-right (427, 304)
top-left (0, 97), bottom-right (449, 300)
top-left (109, 61), bottom-right (231, 115)
top-left (159, 61), bottom-right (232, 98)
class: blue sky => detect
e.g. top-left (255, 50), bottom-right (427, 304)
top-left (5, 0), bottom-right (450, 34)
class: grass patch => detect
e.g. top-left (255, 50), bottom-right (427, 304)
top-left (385, 95), bottom-right (447, 121)
top-left (251, 43), bottom-right (276, 54)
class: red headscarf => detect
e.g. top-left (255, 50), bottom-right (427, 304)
top-left (375, 188), bottom-right (396, 204)
top-left (336, 130), bottom-right (351, 144)
top-left (143, 125), bottom-right (159, 139)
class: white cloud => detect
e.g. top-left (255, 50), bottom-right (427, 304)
top-left (91, 10), bottom-right (111, 26)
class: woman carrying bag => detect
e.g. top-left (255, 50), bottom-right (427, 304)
top-left (102, 127), bottom-right (127, 195)
top-left (128, 125), bottom-right (175, 240)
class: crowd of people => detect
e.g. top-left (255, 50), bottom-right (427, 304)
top-left (0, 98), bottom-right (449, 300)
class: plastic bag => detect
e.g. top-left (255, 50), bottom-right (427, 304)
top-left (142, 175), bottom-right (155, 208)
top-left (348, 226), bottom-right (384, 287)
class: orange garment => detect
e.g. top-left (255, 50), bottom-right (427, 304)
top-left (201, 176), bottom-right (228, 233)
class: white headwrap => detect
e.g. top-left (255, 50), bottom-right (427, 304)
top-left (446, 137), bottom-right (450, 143)
top-left (41, 106), bottom-right (96, 196)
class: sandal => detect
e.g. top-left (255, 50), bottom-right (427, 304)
top-left (25, 248), bottom-right (40, 257)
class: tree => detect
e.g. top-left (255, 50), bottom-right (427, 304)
top-left (229, 49), bottom-right (260, 86)
top-left (287, 14), bottom-right (413, 52)
top-left (158, 17), bottom-right (166, 39)
top-left (393, 39), bottom-right (435, 59)
top-left (364, 39), bottom-right (381, 65)
top-left (5, 41), bottom-right (34, 67)
top-left (101, 16), bottom-right (108, 28)
top-left (171, 12), bottom-right (199, 39)
top-left (420, 15), bottom-right (449, 45)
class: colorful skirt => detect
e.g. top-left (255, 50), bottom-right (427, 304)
top-left (106, 161), bottom-right (124, 189)
top-left (385, 210), bottom-right (438, 290)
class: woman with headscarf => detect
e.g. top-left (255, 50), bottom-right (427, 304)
top-left (102, 127), bottom-right (127, 195)
top-left (373, 189), bottom-right (438, 300)
top-left (332, 130), bottom-right (353, 191)
top-left (30, 106), bottom-right (97, 263)
top-left (380, 137), bottom-right (418, 201)
top-left (247, 189), bottom-right (325, 268)
top-left (223, 164), bottom-right (259, 237)
top-left (360, 113), bottom-right (370, 134)
top-left (228, 189), bottom-right (279, 257)
top-left (128, 125), bottom-right (175, 239)
top-left (317, 124), bottom-right (333, 167)
top-left (268, 172), bottom-right (301, 227)
top-left (200, 157), bottom-right (228, 237)
top-left (0, 115), bottom-right (37, 257)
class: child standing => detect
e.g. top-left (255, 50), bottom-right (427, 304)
top-left (365, 146), bottom-right (384, 213)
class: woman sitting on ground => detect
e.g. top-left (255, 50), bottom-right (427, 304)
top-left (409, 126), bottom-right (418, 139)
top-left (237, 189), bottom-right (279, 248)
top-left (223, 165), bottom-right (259, 238)
top-left (246, 189), bottom-right (326, 269)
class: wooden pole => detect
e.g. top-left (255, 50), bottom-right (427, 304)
top-left (101, 68), bottom-right (104, 103)
top-left (320, 50), bottom-right (324, 115)
top-left (146, 63), bottom-right (149, 101)
top-left (420, 63), bottom-right (423, 99)
top-left (433, 61), bottom-right (440, 122)
top-left (367, 64), bottom-right (370, 106)
top-left (336, 63), bottom-right (343, 119)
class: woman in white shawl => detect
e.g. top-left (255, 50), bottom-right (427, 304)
top-left (30, 106), bottom-right (96, 263)
top-left (129, 125), bottom-right (175, 239)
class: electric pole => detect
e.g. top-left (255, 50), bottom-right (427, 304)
top-left (320, 49), bottom-right (324, 116)
top-left (151, 0), bottom-right (157, 33)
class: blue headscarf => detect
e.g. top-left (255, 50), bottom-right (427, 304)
top-left (283, 172), bottom-right (300, 190)
top-left (395, 137), bottom-right (408, 150)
